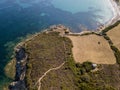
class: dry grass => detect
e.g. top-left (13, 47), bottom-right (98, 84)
top-left (107, 24), bottom-right (120, 50)
top-left (4, 59), bottom-right (16, 79)
top-left (67, 35), bottom-right (116, 64)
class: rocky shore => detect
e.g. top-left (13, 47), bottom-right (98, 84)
top-left (6, 24), bottom-right (99, 90)
top-left (7, 24), bottom-right (70, 90)
top-left (8, 19), bottom-right (120, 89)
top-left (9, 45), bottom-right (27, 90)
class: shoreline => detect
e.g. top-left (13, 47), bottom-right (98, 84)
top-left (95, 0), bottom-right (120, 32)
top-left (69, 0), bottom-right (120, 35)
top-left (8, 20), bottom-right (120, 89)
top-left (105, 0), bottom-right (120, 26)
top-left (4, 1), bottom-right (120, 89)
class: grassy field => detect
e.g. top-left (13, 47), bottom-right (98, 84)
top-left (107, 24), bottom-right (120, 50)
top-left (68, 35), bottom-right (116, 64)
top-left (25, 31), bottom-right (73, 89)
top-left (6, 23), bottom-right (120, 89)
top-left (4, 59), bottom-right (16, 80)
top-left (24, 30), bottom-right (117, 90)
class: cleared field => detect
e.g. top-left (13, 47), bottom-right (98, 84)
top-left (68, 35), bottom-right (116, 64)
top-left (107, 24), bottom-right (120, 50)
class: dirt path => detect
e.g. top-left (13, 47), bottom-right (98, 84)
top-left (35, 62), bottom-right (65, 90)
top-left (34, 41), bottom-right (66, 90)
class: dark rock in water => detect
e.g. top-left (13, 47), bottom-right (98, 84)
top-left (9, 45), bottom-right (27, 90)
top-left (15, 47), bottom-right (26, 61)
top-left (9, 81), bottom-right (26, 90)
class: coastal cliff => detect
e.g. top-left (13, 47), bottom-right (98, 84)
top-left (8, 25), bottom-right (70, 90)
top-left (8, 23), bottom-right (120, 90)
top-left (9, 45), bottom-right (27, 90)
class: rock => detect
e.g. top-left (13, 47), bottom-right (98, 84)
top-left (9, 46), bottom-right (27, 90)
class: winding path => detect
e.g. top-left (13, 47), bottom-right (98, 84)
top-left (35, 62), bottom-right (65, 90)
top-left (34, 41), bottom-right (66, 90)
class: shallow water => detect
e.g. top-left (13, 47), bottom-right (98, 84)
top-left (51, 0), bottom-right (113, 24)
top-left (0, 0), bottom-right (115, 88)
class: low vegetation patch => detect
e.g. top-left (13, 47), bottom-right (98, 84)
top-left (25, 32), bottom-right (73, 89)
top-left (24, 30), bottom-right (117, 90)
top-left (4, 59), bottom-right (16, 80)
top-left (102, 20), bottom-right (120, 34)
top-left (111, 46), bottom-right (120, 64)
top-left (41, 54), bottom-right (116, 90)
top-left (105, 23), bottom-right (120, 65)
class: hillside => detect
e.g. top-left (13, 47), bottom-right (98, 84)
top-left (9, 22), bottom-right (120, 90)
top-left (24, 30), bottom-right (116, 90)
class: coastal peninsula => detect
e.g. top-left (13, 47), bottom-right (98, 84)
top-left (5, 0), bottom-right (120, 90)
top-left (8, 20), bottom-right (120, 90)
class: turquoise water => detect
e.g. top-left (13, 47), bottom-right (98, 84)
top-left (51, 0), bottom-right (113, 24)
top-left (0, 0), bottom-right (115, 89)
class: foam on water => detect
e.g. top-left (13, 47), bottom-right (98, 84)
top-left (51, 0), bottom-right (113, 24)
top-left (0, 0), bottom-right (118, 88)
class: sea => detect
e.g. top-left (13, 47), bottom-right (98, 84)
top-left (0, 0), bottom-right (114, 88)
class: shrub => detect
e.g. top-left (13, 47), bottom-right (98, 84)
top-left (82, 62), bottom-right (93, 72)
top-left (78, 83), bottom-right (95, 90)
top-left (111, 45), bottom-right (120, 64)
top-left (76, 63), bottom-right (82, 68)
top-left (80, 75), bottom-right (91, 83)
top-left (80, 68), bottom-right (86, 75)
top-left (102, 20), bottom-right (120, 34)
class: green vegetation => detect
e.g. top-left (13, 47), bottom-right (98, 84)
top-left (103, 35), bottom-right (113, 45)
top-left (102, 21), bottom-right (120, 34)
top-left (41, 53), bottom-right (116, 90)
top-left (111, 46), bottom-right (120, 64)
top-left (102, 21), bottom-right (120, 65)
top-left (25, 32), bottom-right (72, 89)
top-left (24, 31), bottom-right (117, 90)
top-left (4, 59), bottom-right (16, 80)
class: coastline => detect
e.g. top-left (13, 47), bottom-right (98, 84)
top-left (68, 0), bottom-right (120, 35)
top-left (105, 0), bottom-right (120, 26)
top-left (8, 21), bottom-right (120, 89)
top-left (2, 0), bottom-right (120, 89)
top-left (9, 22), bottom-right (120, 89)
top-left (10, 0), bottom-right (120, 64)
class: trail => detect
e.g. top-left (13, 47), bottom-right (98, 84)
top-left (34, 41), bottom-right (66, 90)
top-left (35, 62), bottom-right (65, 90)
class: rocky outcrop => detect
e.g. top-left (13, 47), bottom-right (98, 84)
top-left (9, 45), bottom-right (27, 90)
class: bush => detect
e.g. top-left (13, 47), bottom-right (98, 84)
top-left (80, 75), bottom-right (91, 83)
top-left (103, 35), bottom-right (113, 45)
top-left (76, 63), bottom-right (82, 68)
top-left (82, 62), bottom-right (93, 72)
top-left (80, 68), bottom-right (86, 75)
top-left (102, 20), bottom-right (120, 34)
top-left (78, 83), bottom-right (95, 90)
top-left (111, 45), bottom-right (120, 64)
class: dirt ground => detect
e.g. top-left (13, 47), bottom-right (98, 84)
top-left (67, 35), bottom-right (116, 64)
top-left (107, 24), bottom-right (120, 50)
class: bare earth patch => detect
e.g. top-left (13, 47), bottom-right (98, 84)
top-left (107, 24), bottom-right (120, 50)
top-left (68, 35), bottom-right (116, 64)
